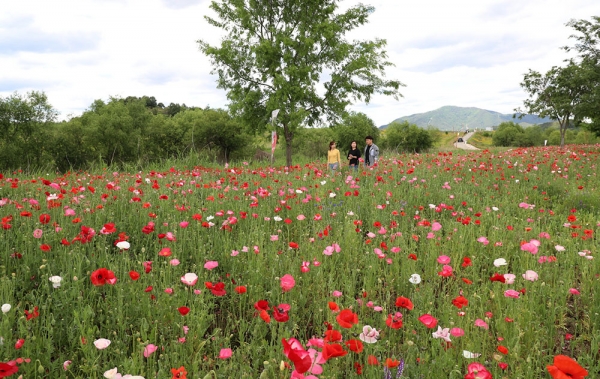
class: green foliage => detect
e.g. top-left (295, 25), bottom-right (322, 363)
top-left (198, 0), bottom-right (403, 166)
top-left (0, 91), bottom-right (57, 170)
top-left (381, 120), bottom-right (433, 153)
top-left (292, 127), bottom-right (336, 159)
top-left (331, 112), bottom-right (379, 152)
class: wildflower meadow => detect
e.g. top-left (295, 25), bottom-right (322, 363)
top-left (1, 145), bottom-right (599, 379)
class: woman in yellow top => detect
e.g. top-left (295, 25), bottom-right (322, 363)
top-left (327, 141), bottom-right (341, 173)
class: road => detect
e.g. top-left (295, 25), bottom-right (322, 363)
top-left (454, 132), bottom-right (479, 150)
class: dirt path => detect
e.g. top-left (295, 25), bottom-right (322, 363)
top-left (454, 132), bottom-right (479, 150)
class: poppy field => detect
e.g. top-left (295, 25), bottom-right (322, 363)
top-left (1, 146), bottom-right (599, 379)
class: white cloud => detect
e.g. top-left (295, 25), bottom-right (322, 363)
top-left (0, 0), bottom-right (597, 126)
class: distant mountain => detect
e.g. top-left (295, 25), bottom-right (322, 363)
top-left (380, 106), bottom-right (551, 131)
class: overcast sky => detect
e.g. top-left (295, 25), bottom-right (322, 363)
top-left (1, 0), bottom-right (597, 126)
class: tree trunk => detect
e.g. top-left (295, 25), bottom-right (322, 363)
top-left (560, 121), bottom-right (566, 149)
top-left (283, 123), bottom-right (293, 168)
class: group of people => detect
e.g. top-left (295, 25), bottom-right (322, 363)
top-left (327, 136), bottom-right (379, 172)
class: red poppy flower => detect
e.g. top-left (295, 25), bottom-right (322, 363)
top-left (322, 343), bottom-right (347, 360)
top-left (336, 309), bottom-right (359, 328)
top-left (259, 310), bottom-right (271, 323)
top-left (281, 338), bottom-right (312, 373)
top-left (90, 268), bottom-right (116, 286)
top-left (497, 345), bottom-right (508, 355)
top-left (490, 273), bottom-right (506, 283)
top-left (386, 314), bottom-right (403, 329)
top-left (418, 314), bottom-right (438, 329)
top-left (385, 358), bottom-right (400, 368)
top-left (288, 242), bottom-right (299, 249)
top-left (324, 329), bottom-right (342, 342)
top-left (328, 301), bottom-right (340, 312)
top-left (171, 366), bottom-right (187, 379)
top-left (39, 214), bottom-right (51, 224)
top-left (0, 361), bottom-right (19, 377)
top-left (367, 355), bottom-right (379, 366)
top-left (452, 295), bottom-right (469, 309)
top-left (546, 355), bottom-right (588, 379)
top-left (143, 261), bottom-right (152, 273)
top-left (272, 306), bottom-right (289, 322)
top-left (345, 339), bottom-right (364, 353)
top-left (40, 244), bottom-right (51, 252)
top-left (461, 257), bottom-right (472, 267)
top-left (24, 306), bottom-right (39, 321)
top-left (234, 285), bottom-right (247, 294)
top-left (178, 307), bottom-right (190, 316)
top-left (395, 296), bottom-right (414, 310)
top-left (254, 300), bottom-right (269, 311)
top-left (129, 271), bottom-right (140, 280)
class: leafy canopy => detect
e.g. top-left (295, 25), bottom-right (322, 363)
top-left (198, 0), bottom-right (403, 165)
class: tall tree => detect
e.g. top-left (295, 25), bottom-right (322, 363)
top-left (0, 91), bottom-right (57, 169)
top-left (563, 17), bottom-right (600, 135)
top-left (198, 0), bottom-right (403, 166)
top-left (516, 63), bottom-right (587, 148)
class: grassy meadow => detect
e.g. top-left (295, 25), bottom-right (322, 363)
top-left (0, 145), bottom-right (599, 379)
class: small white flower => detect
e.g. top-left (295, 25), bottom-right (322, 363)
top-left (273, 216), bottom-right (283, 222)
top-left (206, 215), bottom-right (214, 221)
top-left (492, 207), bottom-right (499, 211)
top-left (94, 338), bottom-right (111, 350)
top-left (47, 193), bottom-right (59, 200)
top-left (295, 189), bottom-right (303, 194)
top-left (409, 274), bottom-right (421, 284)
top-left (1, 304), bottom-right (11, 314)
top-left (463, 350), bottom-right (481, 359)
top-left (493, 258), bottom-right (507, 267)
top-left (49, 276), bottom-right (63, 288)
top-left (320, 181), bottom-right (327, 185)
top-left (329, 193), bottom-right (336, 198)
top-left (116, 241), bottom-right (130, 250)
top-left (347, 211), bottom-right (354, 216)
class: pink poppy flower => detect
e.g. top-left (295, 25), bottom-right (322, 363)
top-left (63, 360), bottom-right (72, 371)
top-left (437, 255), bottom-right (451, 264)
top-left (450, 328), bottom-right (464, 337)
top-left (332, 291), bottom-right (343, 297)
top-left (219, 348), bottom-right (233, 359)
top-left (204, 261), bottom-right (219, 270)
top-left (270, 235), bottom-right (279, 241)
top-left (181, 273), bottom-right (198, 286)
top-left (477, 236), bottom-right (489, 246)
top-left (170, 259), bottom-right (180, 266)
top-left (297, 215), bottom-right (306, 220)
top-left (33, 229), bottom-right (43, 238)
top-left (522, 270), bottom-right (538, 281)
top-left (418, 314), bottom-right (438, 329)
top-left (94, 338), bottom-right (111, 349)
top-left (143, 344), bottom-right (158, 358)
top-left (569, 288), bottom-right (580, 295)
top-left (503, 274), bottom-right (516, 284)
top-left (179, 221), bottom-right (189, 228)
top-left (504, 290), bottom-right (520, 299)
top-left (474, 319), bottom-right (489, 329)
top-left (521, 242), bottom-right (538, 254)
top-left (432, 222), bottom-right (442, 231)
top-left (280, 274), bottom-right (296, 292)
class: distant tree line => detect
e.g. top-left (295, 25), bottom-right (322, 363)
top-left (490, 121), bottom-right (599, 147)
top-left (0, 92), bottom-right (248, 171)
top-left (0, 92), bottom-right (436, 172)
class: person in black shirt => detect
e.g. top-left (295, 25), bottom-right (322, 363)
top-left (347, 141), bottom-right (361, 171)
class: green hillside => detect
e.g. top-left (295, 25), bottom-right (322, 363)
top-left (381, 105), bottom-right (551, 131)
